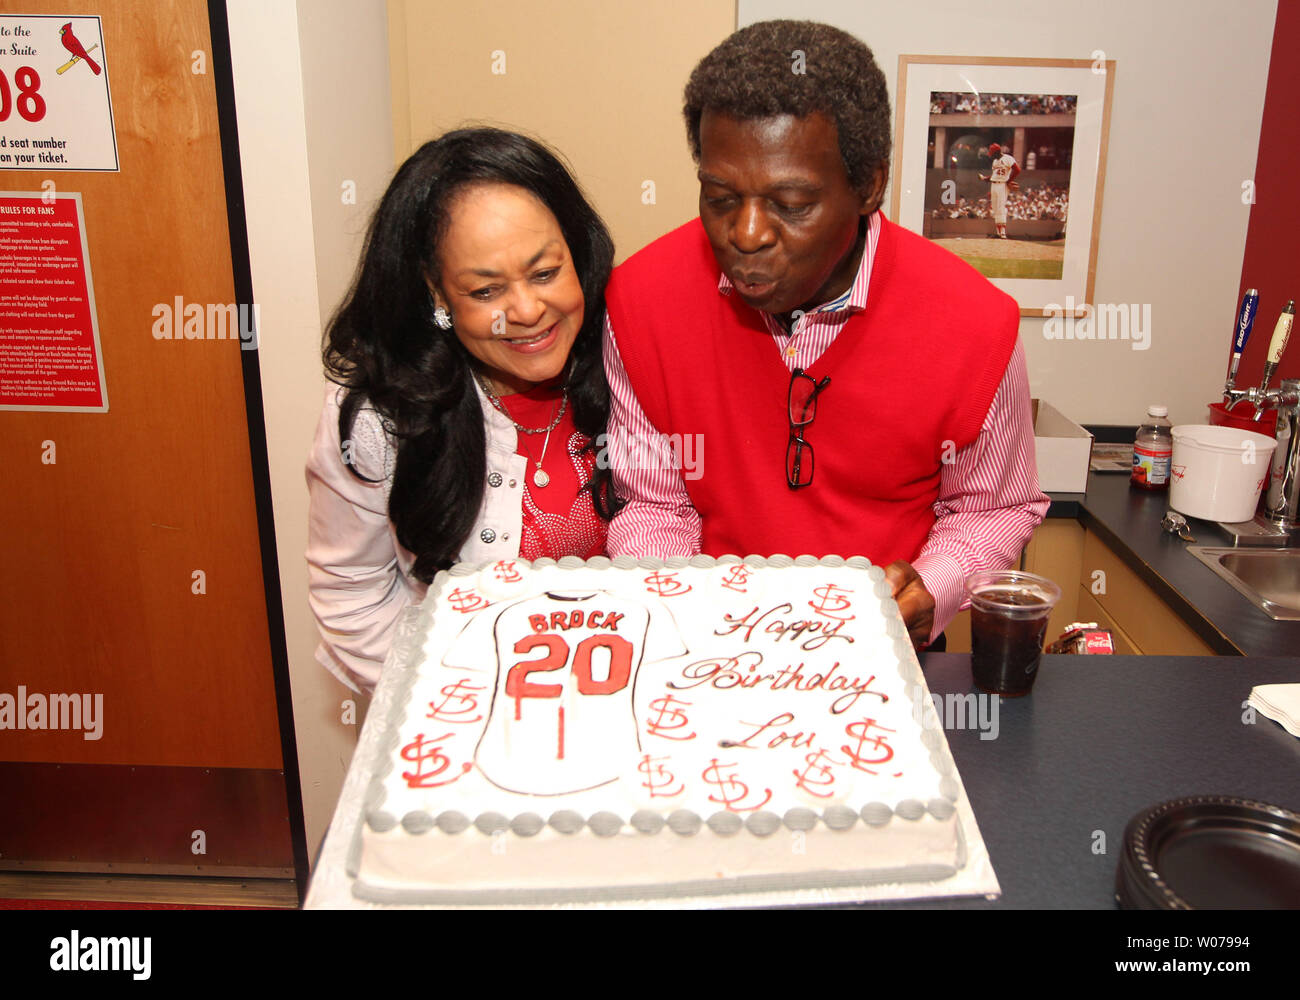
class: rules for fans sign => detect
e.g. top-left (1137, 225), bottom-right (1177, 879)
top-left (0, 192), bottom-right (107, 411)
top-left (0, 14), bottom-right (118, 172)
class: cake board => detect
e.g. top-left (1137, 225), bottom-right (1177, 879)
top-left (306, 594), bottom-right (1002, 910)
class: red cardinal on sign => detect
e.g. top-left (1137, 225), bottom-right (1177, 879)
top-left (59, 23), bottom-right (102, 75)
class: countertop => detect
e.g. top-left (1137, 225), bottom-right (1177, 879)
top-left (1045, 472), bottom-right (1300, 658)
top-left (902, 653), bottom-right (1300, 909)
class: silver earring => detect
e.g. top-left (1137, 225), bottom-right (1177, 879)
top-left (433, 306), bottom-right (453, 330)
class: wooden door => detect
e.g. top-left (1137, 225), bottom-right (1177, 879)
top-left (0, 0), bottom-right (303, 891)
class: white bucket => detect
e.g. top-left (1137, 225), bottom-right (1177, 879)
top-left (1169, 424), bottom-right (1277, 522)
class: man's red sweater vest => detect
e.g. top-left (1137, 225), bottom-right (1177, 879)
top-left (604, 216), bottom-right (1020, 564)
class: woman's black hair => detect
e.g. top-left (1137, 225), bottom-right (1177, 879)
top-left (323, 128), bottom-right (618, 583)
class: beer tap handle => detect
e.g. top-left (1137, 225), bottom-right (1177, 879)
top-left (1258, 300), bottom-right (1295, 411)
top-left (1226, 288), bottom-right (1259, 391)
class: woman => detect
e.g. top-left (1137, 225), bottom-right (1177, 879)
top-left (306, 128), bottom-right (618, 691)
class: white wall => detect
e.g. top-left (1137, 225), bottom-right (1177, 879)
top-left (741, 0), bottom-right (1277, 426)
top-left (387, 0), bottom-right (737, 268)
top-left (297, 2), bottom-right (394, 332)
top-left (226, 0), bottom-right (393, 865)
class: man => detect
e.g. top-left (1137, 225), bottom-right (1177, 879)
top-left (979, 142), bottom-right (1021, 239)
top-left (602, 20), bottom-right (1048, 648)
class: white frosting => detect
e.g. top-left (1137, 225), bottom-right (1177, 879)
top-left (351, 556), bottom-right (965, 904)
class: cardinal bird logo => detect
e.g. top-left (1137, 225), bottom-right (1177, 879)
top-left (58, 23), bottom-right (102, 76)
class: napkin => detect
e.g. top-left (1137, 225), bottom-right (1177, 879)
top-left (1248, 684), bottom-right (1300, 738)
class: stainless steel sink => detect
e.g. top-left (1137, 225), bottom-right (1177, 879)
top-left (1187, 546), bottom-right (1300, 620)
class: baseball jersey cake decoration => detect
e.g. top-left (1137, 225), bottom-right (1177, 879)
top-left (347, 553), bottom-right (969, 905)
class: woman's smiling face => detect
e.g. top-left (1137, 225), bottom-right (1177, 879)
top-left (431, 183), bottom-right (585, 394)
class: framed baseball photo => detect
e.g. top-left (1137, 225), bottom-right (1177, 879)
top-left (891, 56), bottom-right (1116, 316)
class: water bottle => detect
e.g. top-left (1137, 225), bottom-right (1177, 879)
top-left (1131, 405), bottom-right (1173, 491)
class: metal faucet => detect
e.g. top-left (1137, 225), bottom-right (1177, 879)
top-left (1254, 380), bottom-right (1300, 529)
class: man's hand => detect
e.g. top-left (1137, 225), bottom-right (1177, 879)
top-left (884, 560), bottom-right (936, 649)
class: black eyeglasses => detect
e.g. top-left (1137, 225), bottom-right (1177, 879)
top-left (786, 368), bottom-right (831, 490)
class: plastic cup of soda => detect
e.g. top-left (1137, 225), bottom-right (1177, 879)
top-left (966, 570), bottom-right (1062, 697)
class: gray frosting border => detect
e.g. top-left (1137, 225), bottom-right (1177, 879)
top-left (344, 570), bottom-right (452, 878)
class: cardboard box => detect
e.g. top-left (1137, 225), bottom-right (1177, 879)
top-left (1033, 399), bottom-right (1094, 493)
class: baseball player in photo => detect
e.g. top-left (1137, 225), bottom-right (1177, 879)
top-left (979, 142), bottom-right (1020, 239)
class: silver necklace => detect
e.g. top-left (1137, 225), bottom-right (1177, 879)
top-left (475, 372), bottom-right (568, 488)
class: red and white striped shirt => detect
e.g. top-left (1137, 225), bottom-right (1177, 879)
top-left (603, 211), bottom-right (1049, 642)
